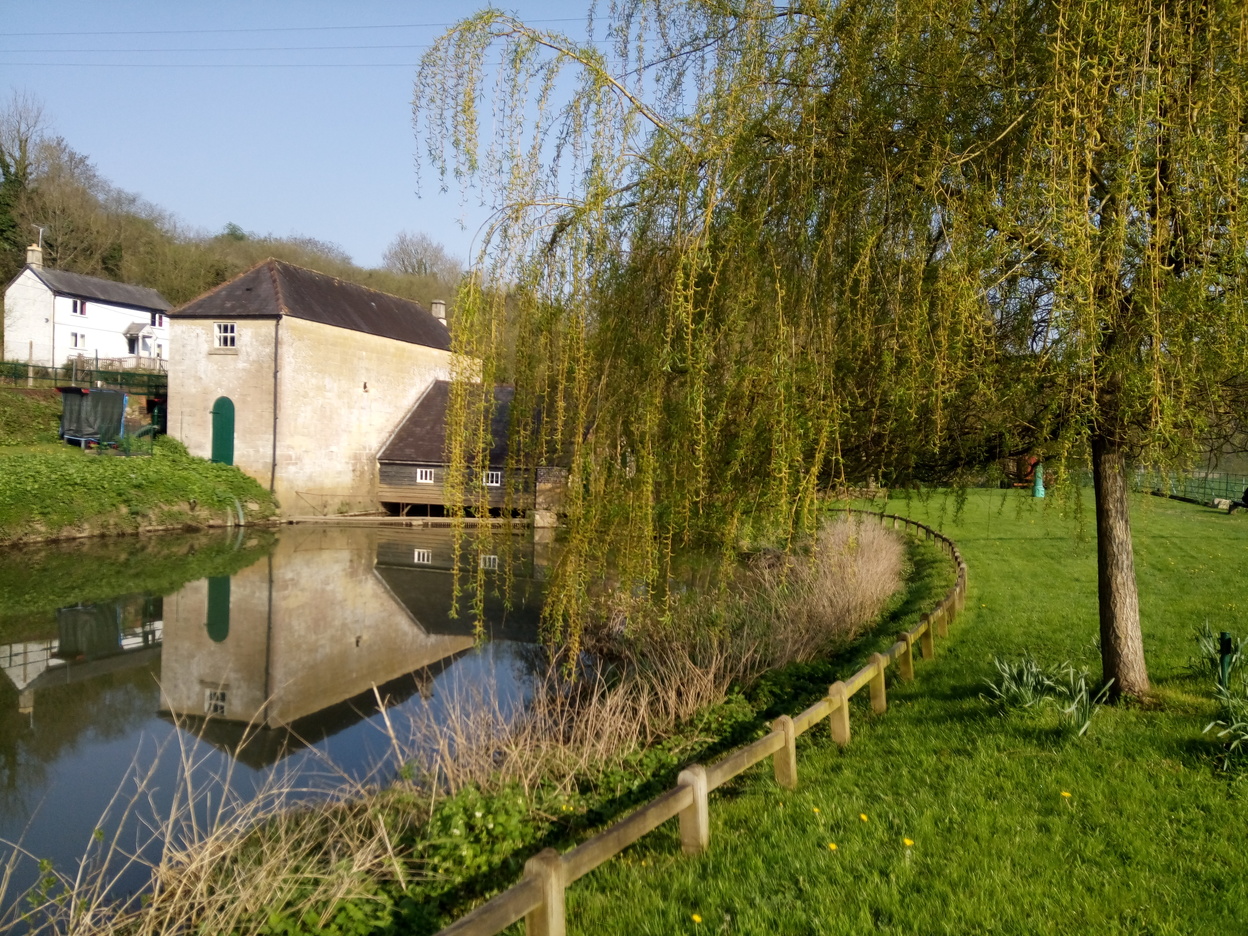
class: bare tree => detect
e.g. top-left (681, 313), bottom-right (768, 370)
top-left (382, 230), bottom-right (461, 282)
top-left (0, 90), bottom-right (48, 283)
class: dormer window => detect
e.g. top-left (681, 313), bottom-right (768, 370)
top-left (71, 299), bottom-right (86, 316)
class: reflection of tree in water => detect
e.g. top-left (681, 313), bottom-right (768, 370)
top-left (0, 655), bottom-right (161, 823)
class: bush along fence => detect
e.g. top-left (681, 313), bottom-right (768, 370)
top-left (436, 510), bottom-right (968, 936)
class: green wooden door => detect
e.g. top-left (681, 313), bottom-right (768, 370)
top-left (211, 396), bottom-right (235, 465)
top-left (206, 576), bottom-right (230, 642)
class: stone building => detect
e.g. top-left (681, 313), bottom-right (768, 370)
top-left (167, 259), bottom-right (454, 514)
top-left (3, 244), bottom-right (172, 369)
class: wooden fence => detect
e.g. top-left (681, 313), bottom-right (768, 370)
top-left (437, 510), bottom-right (968, 936)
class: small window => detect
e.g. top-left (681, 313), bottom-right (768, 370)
top-left (70, 332), bottom-right (84, 348)
top-left (204, 689), bottom-right (227, 716)
top-left (156, 343), bottom-right (163, 359)
top-left (413, 548), bottom-right (432, 564)
top-left (71, 299), bottom-right (86, 316)
top-left (151, 312), bottom-right (165, 328)
top-left (479, 554), bottom-right (499, 571)
top-left (416, 467), bottom-right (435, 484)
top-left (214, 322), bottom-right (237, 348)
top-left (483, 470), bottom-right (502, 487)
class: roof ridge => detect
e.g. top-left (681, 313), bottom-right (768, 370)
top-left (266, 258), bottom-right (290, 316)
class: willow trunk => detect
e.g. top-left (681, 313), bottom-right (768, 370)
top-left (1090, 435), bottom-right (1150, 698)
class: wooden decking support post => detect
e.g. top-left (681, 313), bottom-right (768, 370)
top-left (869, 653), bottom-right (887, 714)
top-left (773, 715), bottom-right (798, 789)
top-left (828, 681), bottom-right (850, 747)
top-left (524, 849), bottom-right (565, 936)
top-left (897, 633), bottom-right (915, 681)
top-left (677, 764), bottom-right (709, 855)
top-left (920, 616), bottom-right (935, 660)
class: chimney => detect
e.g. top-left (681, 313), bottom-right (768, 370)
top-left (431, 299), bottom-right (446, 323)
top-left (25, 243), bottom-right (42, 269)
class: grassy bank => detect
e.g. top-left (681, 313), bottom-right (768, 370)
top-left (0, 436), bottom-right (276, 545)
top-left (0, 389), bottom-right (62, 446)
top-left (563, 491), bottom-right (1248, 934)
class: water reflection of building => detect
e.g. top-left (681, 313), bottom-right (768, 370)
top-left (158, 526), bottom-right (541, 764)
top-left (0, 596), bottom-right (162, 713)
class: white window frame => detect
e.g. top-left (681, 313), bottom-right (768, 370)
top-left (413, 548), bottom-right (432, 565)
top-left (70, 332), bottom-right (84, 349)
top-left (213, 322), bottom-right (237, 349)
top-left (204, 688), bottom-right (227, 716)
top-left (479, 554), bottom-right (499, 571)
top-left (71, 299), bottom-right (86, 316)
top-left (483, 469), bottom-right (502, 488)
top-left (416, 467), bottom-right (435, 484)
top-left (151, 312), bottom-right (165, 328)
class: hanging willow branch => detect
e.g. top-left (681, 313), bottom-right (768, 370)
top-left (415, 0), bottom-right (1248, 660)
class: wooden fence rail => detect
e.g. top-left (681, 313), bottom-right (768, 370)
top-left (438, 510), bottom-right (968, 936)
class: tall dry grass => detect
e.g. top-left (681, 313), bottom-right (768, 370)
top-left (403, 513), bottom-right (905, 795)
top-left (2, 514), bottom-right (905, 934)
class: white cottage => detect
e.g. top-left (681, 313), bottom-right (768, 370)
top-left (3, 244), bottom-right (172, 369)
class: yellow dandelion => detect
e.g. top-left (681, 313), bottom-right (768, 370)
top-left (859, 813), bottom-right (868, 822)
top-left (812, 807), bottom-right (820, 814)
top-left (827, 842), bottom-right (838, 850)
top-left (1061, 791), bottom-right (1072, 798)
top-left (903, 838), bottom-right (914, 847)
top-left (692, 914), bottom-right (703, 924)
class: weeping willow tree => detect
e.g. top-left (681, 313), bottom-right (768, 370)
top-left (415, 0), bottom-right (1248, 697)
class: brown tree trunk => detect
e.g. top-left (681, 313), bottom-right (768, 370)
top-left (1091, 434), bottom-right (1150, 698)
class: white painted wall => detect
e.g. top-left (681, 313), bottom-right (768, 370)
top-left (2, 269), bottom-right (54, 364)
top-left (3, 269), bottom-right (171, 367)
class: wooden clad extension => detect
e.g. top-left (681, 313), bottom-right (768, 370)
top-left (377, 380), bottom-right (533, 512)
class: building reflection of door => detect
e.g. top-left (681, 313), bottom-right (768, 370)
top-left (210, 396), bottom-right (234, 465)
top-left (206, 576), bottom-right (230, 642)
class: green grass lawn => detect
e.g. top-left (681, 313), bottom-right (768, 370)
top-left (563, 490), bottom-right (1248, 935)
top-left (0, 436), bottom-right (276, 542)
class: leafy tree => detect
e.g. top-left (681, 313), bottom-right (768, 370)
top-left (415, 0), bottom-right (1248, 695)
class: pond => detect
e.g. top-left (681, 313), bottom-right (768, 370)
top-left (0, 523), bottom-right (545, 913)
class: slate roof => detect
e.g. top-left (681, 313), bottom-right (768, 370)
top-left (170, 259), bottom-right (450, 351)
top-left (379, 380), bottom-right (513, 465)
top-left (31, 268), bottom-right (171, 312)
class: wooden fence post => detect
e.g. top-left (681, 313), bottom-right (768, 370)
top-left (936, 606), bottom-right (949, 638)
top-left (920, 616), bottom-right (935, 660)
top-left (897, 633), bottom-right (915, 681)
top-left (869, 653), bottom-right (887, 714)
top-left (524, 849), bottom-right (565, 936)
top-left (773, 715), bottom-right (798, 789)
top-left (677, 765), bottom-right (709, 855)
top-left (828, 681), bottom-right (850, 747)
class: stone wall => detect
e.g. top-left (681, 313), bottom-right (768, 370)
top-left (168, 315), bottom-right (454, 515)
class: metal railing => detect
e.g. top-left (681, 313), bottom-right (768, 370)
top-left (0, 359), bottom-right (167, 395)
top-left (436, 510), bottom-right (968, 936)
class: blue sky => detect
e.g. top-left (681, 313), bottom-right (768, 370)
top-left (0, 1), bottom-right (596, 268)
